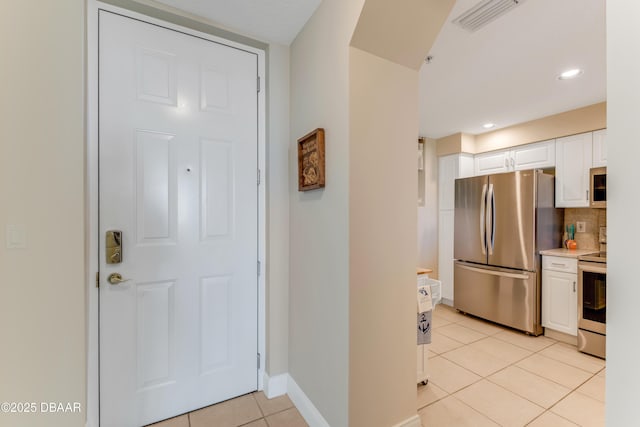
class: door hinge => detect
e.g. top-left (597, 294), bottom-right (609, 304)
top-left (257, 260), bottom-right (261, 276)
top-left (96, 271), bottom-right (100, 288)
top-left (257, 169), bottom-right (261, 185)
top-left (257, 353), bottom-right (261, 369)
top-left (257, 76), bottom-right (261, 93)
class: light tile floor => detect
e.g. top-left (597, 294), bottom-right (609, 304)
top-left (419, 305), bottom-right (606, 427)
top-left (148, 391), bottom-right (308, 427)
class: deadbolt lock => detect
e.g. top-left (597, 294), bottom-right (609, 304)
top-left (106, 230), bottom-right (122, 264)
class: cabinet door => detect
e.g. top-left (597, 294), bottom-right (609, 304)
top-left (512, 139), bottom-right (556, 170)
top-left (593, 129), bottom-right (607, 167)
top-left (438, 209), bottom-right (455, 301)
top-left (439, 155), bottom-right (458, 210)
top-left (542, 269), bottom-right (578, 336)
top-left (555, 133), bottom-right (593, 207)
top-left (474, 150), bottom-right (510, 176)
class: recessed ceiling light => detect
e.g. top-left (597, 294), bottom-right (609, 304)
top-left (483, 123), bottom-right (495, 129)
top-left (558, 68), bottom-right (583, 80)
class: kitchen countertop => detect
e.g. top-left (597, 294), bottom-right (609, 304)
top-left (539, 248), bottom-right (599, 258)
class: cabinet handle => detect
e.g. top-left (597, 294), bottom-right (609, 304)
top-left (510, 157), bottom-right (515, 168)
top-left (504, 158), bottom-right (509, 167)
top-left (573, 281), bottom-right (576, 292)
top-left (551, 263), bottom-right (566, 267)
top-left (586, 189), bottom-right (589, 200)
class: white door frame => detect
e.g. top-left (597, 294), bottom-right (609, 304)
top-left (86, 2), bottom-right (267, 426)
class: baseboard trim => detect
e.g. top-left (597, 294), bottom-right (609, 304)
top-left (287, 375), bottom-right (331, 427)
top-left (263, 372), bottom-right (288, 399)
top-left (441, 297), bottom-right (454, 307)
top-left (392, 414), bottom-right (422, 427)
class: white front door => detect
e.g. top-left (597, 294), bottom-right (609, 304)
top-left (99, 10), bottom-right (258, 427)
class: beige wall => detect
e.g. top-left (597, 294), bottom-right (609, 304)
top-left (474, 102), bottom-right (606, 153)
top-left (0, 2), bottom-right (86, 427)
top-left (418, 138), bottom-right (439, 277)
top-left (436, 103), bottom-right (607, 155)
top-left (351, 0), bottom-right (455, 70)
top-left (605, 2), bottom-right (640, 425)
top-left (435, 132), bottom-right (475, 156)
top-left (349, 47), bottom-right (419, 427)
top-left (266, 43), bottom-right (291, 376)
top-left (289, 1), bottom-right (365, 425)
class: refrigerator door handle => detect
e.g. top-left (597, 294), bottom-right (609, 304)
top-left (480, 184), bottom-right (488, 255)
top-left (491, 184), bottom-right (496, 253)
top-left (486, 184), bottom-right (495, 255)
top-left (457, 263), bottom-right (530, 280)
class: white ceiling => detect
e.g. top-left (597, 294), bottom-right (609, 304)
top-left (153, 0), bottom-right (321, 45)
top-left (419, 0), bottom-right (606, 139)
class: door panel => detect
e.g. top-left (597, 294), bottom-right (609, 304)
top-left (454, 261), bottom-right (540, 335)
top-left (454, 175), bottom-right (488, 264)
top-left (99, 11), bottom-right (258, 427)
top-left (488, 171), bottom-right (535, 270)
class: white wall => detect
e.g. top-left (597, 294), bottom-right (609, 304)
top-left (289, 1), bottom-right (365, 425)
top-left (605, 2), bottom-right (640, 425)
top-left (0, 2), bottom-right (86, 427)
top-left (417, 138), bottom-right (439, 277)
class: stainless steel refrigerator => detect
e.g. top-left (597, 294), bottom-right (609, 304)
top-left (453, 169), bottom-right (563, 335)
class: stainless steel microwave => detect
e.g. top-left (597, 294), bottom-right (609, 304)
top-left (590, 167), bottom-right (606, 208)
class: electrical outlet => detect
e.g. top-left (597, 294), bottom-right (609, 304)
top-left (577, 221), bottom-right (586, 233)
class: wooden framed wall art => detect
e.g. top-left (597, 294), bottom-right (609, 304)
top-left (297, 128), bottom-right (325, 191)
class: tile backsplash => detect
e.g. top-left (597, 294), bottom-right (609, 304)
top-left (563, 208), bottom-right (607, 250)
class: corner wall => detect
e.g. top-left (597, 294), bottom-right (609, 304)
top-left (266, 43), bottom-right (291, 377)
top-left (289, 1), bottom-right (365, 425)
top-left (605, 2), bottom-right (640, 425)
top-left (349, 47), bottom-right (419, 427)
top-left (0, 2), bottom-right (86, 426)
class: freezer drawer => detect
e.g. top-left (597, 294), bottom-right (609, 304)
top-left (454, 261), bottom-right (541, 335)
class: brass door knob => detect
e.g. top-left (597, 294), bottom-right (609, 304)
top-left (107, 273), bottom-right (130, 285)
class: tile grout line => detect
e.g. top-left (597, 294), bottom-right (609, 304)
top-left (431, 308), bottom-right (604, 424)
top-left (432, 306), bottom-right (606, 414)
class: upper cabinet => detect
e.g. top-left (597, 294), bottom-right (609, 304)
top-left (592, 129), bottom-right (607, 167)
top-left (555, 132), bottom-right (593, 207)
top-left (474, 140), bottom-right (555, 176)
top-left (474, 150), bottom-right (510, 175)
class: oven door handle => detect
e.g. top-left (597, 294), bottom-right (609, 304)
top-left (579, 262), bottom-right (607, 274)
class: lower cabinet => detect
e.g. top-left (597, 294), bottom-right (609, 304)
top-left (542, 256), bottom-right (578, 336)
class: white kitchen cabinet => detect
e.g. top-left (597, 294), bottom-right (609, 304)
top-left (512, 139), bottom-right (556, 170)
top-left (592, 129), bottom-right (607, 167)
top-left (474, 140), bottom-right (555, 176)
top-left (438, 154), bottom-right (472, 304)
top-left (474, 150), bottom-right (510, 175)
top-left (555, 132), bottom-right (593, 207)
top-left (438, 154), bottom-right (474, 210)
top-left (438, 209), bottom-right (455, 302)
top-left (542, 256), bottom-right (578, 336)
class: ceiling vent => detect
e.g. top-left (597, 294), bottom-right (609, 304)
top-left (452, 0), bottom-right (526, 32)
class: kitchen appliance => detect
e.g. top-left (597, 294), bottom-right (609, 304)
top-left (453, 169), bottom-right (563, 335)
top-left (590, 167), bottom-right (607, 208)
top-left (577, 251), bottom-right (606, 358)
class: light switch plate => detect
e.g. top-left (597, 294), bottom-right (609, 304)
top-left (576, 221), bottom-right (586, 233)
top-left (6, 225), bottom-right (27, 249)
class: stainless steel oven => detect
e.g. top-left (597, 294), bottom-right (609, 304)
top-left (577, 253), bottom-right (606, 359)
